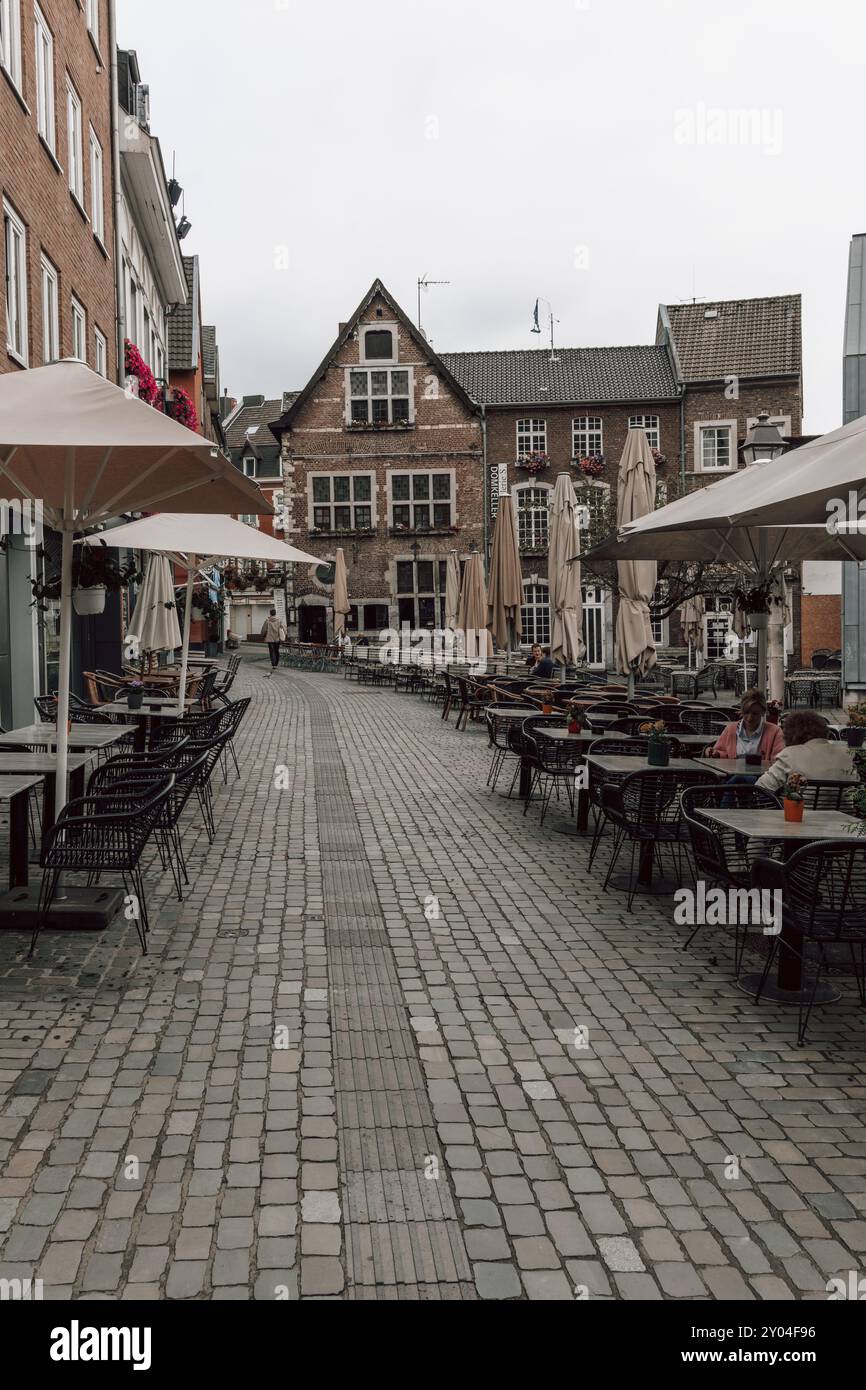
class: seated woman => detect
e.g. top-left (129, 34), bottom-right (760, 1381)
top-left (757, 709), bottom-right (858, 794)
top-left (707, 689), bottom-right (785, 764)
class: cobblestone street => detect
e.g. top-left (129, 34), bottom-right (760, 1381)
top-left (1, 658), bottom-right (865, 1301)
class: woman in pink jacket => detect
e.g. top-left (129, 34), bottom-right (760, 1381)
top-left (707, 689), bottom-right (786, 763)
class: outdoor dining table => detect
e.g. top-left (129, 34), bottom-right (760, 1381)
top-left (0, 751), bottom-right (90, 858)
top-left (101, 700), bottom-right (194, 753)
top-left (0, 725), bottom-right (132, 752)
top-left (579, 753), bottom-right (726, 855)
top-left (690, 756), bottom-right (772, 777)
top-left (0, 774), bottom-right (44, 889)
top-left (695, 806), bottom-right (864, 1005)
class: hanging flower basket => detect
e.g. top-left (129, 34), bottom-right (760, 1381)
top-left (574, 455), bottom-right (606, 478)
top-left (516, 453), bottom-right (550, 477)
top-left (124, 341), bottom-right (160, 406)
top-left (72, 585), bottom-right (107, 616)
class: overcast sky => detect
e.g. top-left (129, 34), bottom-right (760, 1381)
top-left (118, 0), bottom-right (862, 434)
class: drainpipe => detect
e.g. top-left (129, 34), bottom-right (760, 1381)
top-left (108, 1), bottom-right (126, 382)
top-left (480, 404), bottom-right (489, 572)
top-left (679, 389), bottom-right (686, 488)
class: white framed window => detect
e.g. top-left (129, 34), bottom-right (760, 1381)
top-left (66, 80), bottom-right (83, 204)
top-left (34, 4), bottom-right (55, 152)
top-left (0, 0), bottom-right (23, 91)
top-left (521, 580), bottom-right (551, 647)
top-left (85, 0), bottom-right (99, 48)
top-left (3, 199), bottom-right (28, 364)
top-left (583, 585), bottom-right (606, 667)
top-left (517, 418), bottom-right (547, 459)
top-left (40, 254), bottom-right (59, 363)
top-left (126, 272), bottom-right (138, 345)
top-left (94, 326), bottom-right (107, 377)
top-left (650, 582), bottom-right (669, 647)
top-left (629, 415), bottom-right (660, 450)
top-left (308, 472), bottom-right (375, 533)
top-left (395, 557), bottom-right (449, 629)
top-left (89, 127), bottom-right (104, 241)
top-left (359, 322), bottom-right (397, 364)
top-left (572, 416), bottom-right (603, 459)
top-left (514, 483), bottom-right (550, 551)
top-left (388, 470), bottom-right (454, 531)
top-left (695, 420), bottom-right (736, 472)
top-left (346, 366), bottom-right (413, 425)
top-left (71, 296), bottom-right (86, 361)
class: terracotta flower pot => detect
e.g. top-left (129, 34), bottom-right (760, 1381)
top-left (542, 703), bottom-right (553, 715)
top-left (783, 798), bottom-right (804, 823)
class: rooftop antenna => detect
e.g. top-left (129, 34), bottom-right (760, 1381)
top-left (531, 298), bottom-right (560, 362)
top-left (417, 274), bottom-right (450, 338)
top-left (678, 265), bottom-right (707, 305)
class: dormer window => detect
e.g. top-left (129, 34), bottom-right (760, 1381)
top-left (243, 453), bottom-right (256, 477)
top-left (360, 323), bottom-right (397, 364)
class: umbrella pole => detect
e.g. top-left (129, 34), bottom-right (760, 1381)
top-left (177, 556), bottom-right (196, 716)
top-left (55, 523), bottom-right (74, 821)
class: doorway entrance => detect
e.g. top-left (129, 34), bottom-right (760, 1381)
top-left (299, 605), bottom-right (328, 644)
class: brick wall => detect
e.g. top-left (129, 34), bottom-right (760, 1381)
top-left (1, 0), bottom-right (116, 379)
top-left (800, 594), bottom-right (841, 667)
top-left (682, 377), bottom-right (802, 473)
top-left (279, 294), bottom-right (483, 638)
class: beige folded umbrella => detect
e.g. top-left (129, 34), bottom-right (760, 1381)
top-left (679, 594), bottom-right (705, 662)
top-left (615, 430), bottom-right (658, 680)
top-left (487, 496), bottom-right (524, 653)
top-left (127, 554), bottom-right (183, 661)
top-left (549, 474), bottom-right (585, 669)
top-left (445, 550), bottom-right (461, 631)
top-left (457, 552), bottom-right (493, 660)
top-left (333, 549), bottom-right (350, 639)
top-left (0, 360), bottom-right (269, 822)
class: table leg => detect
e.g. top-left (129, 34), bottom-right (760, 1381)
top-left (41, 772), bottom-right (57, 858)
top-left (133, 716), bottom-right (147, 754)
top-left (518, 756), bottom-right (532, 799)
top-left (576, 787), bottom-right (589, 836)
top-left (9, 788), bottom-right (29, 888)
top-left (637, 840), bottom-right (654, 888)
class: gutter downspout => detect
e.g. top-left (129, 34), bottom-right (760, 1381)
top-left (109, 1), bottom-right (126, 383)
top-left (480, 404), bottom-right (489, 572)
top-left (679, 387), bottom-right (686, 488)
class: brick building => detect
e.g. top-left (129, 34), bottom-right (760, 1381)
top-left (222, 393), bottom-right (294, 640)
top-left (269, 280), bottom-right (483, 646)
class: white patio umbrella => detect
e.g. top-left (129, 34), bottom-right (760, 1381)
top-left (614, 429), bottom-right (658, 692)
top-left (0, 360), bottom-right (270, 821)
top-left (548, 473), bottom-right (585, 671)
top-left (333, 549), bottom-right (350, 640)
top-left (85, 512), bottom-right (320, 712)
top-left (126, 554), bottom-right (183, 663)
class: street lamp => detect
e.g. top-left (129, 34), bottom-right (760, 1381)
top-left (741, 411), bottom-right (786, 465)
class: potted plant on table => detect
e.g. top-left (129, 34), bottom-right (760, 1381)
top-left (126, 680), bottom-right (144, 711)
top-left (782, 772), bottom-right (807, 823)
top-left (641, 719), bottom-right (670, 767)
top-left (844, 702), bottom-right (866, 748)
top-left (567, 702), bottom-right (583, 735)
top-left (733, 579), bottom-right (778, 632)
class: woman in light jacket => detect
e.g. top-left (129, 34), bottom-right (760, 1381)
top-left (706, 689), bottom-right (786, 763)
top-left (757, 710), bottom-right (858, 794)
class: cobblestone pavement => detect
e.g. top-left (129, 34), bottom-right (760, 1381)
top-left (1, 660), bottom-right (865, 1301)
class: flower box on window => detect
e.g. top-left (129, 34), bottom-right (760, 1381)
top-left (573, 455), bottom-right (606, 478)
top-left (347, 419), bottom-right (414, 431)
top-left (516, 453), bottom-right (550, 477)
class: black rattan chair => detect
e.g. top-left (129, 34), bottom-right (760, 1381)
top-left (599, 767), bottom-right (718, 910)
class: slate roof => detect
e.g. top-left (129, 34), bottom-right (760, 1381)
top-left (225, 397), bottom-right (294, 453)
top-left (664, 295), bottom-right (801, 382)
top-left (438, 346), bottom-right (680, 406)
top-left (202, 325), bottom-right (217, 382)
top-left (167, 256), bottom-right (199, 371)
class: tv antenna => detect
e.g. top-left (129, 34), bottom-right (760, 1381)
top-left (417, 275), bottom-right (450, 337)
top-left (531, 298), bottom-right (560, 362)
top-left (678, 266), bottom-right (707, 305)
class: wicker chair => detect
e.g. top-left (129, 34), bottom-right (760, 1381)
top-left (751, 843), bottom-right (866, 1044)
top-left (31, 776), bottom-right (175, 956)
top-left (526, 723), bottom-right (580, 824)
top-left (599, 767), bottom-right (718, 910)
top-left (586, 737), bottom-right (653, 868)
top-left (679, 782), bottom-right (782, 971)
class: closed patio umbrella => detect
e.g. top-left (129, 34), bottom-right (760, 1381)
top-left (549, 473), bottom-right (585, 671)
top-left (85, 512), bottom-right (319, 711)
top-left (0, 360), bottom-right (269, 826)
top-left (127, 554), bottom-right (183, 663)
top-left (487, 496), bottom-right (524, 653)
top-left (445, 551), bottom-right (461, 631)
top-left (457, 552), bottom-right (493, 661)
top-left (333, 549), bottom-right (350, 640)
top-left (614, 429), bottom-right (658, 686)
top-left (679, 594), bottom-right (705, 667)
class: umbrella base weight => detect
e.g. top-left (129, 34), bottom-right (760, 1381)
top-left (0, 886), bottom-right (124, 932)
top-left (737, 973), bottom-right (841, 1007)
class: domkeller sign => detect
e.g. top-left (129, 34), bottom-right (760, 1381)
top-left (489, 463), bottom-right (509, 521)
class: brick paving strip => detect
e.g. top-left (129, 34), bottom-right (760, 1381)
top-left (0, 657), bottom-right (865, 1301)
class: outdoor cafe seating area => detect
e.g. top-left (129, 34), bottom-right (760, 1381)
top-left (367, 655), bottom-right (866, 1047)
top-left (0, 653), bottom-right (250, 956)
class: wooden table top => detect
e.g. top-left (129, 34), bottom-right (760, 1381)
top-left (0, 725), bottom-right (131, 749)
top-left (697, 808), bottom-right (863, 840)
top-left (0, 751), bottom-right (90, 773)
top-left (489, 707), bottom-right (540, 719)
top-left (585, 754), bottom-right (723, 775)
top-left (0, 773), bottom-right (44, 798)
top-left (102, 701), bottom-right (189, 718)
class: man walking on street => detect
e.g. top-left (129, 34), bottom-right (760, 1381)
top-left (261, 608), bottom-right (287, 676)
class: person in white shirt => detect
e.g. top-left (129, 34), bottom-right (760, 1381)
top-left (757, 710), bottom-right (858, 795)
